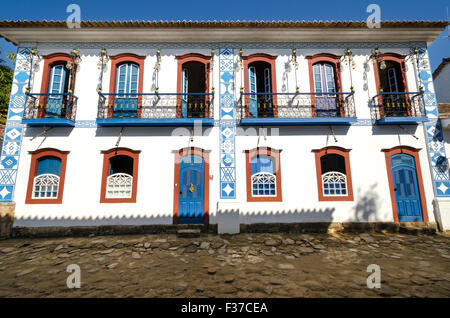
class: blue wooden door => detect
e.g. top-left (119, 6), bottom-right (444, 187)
top-left (313, 63), bottom-right (337, 117)
top-left (115, 63), bottom-right (139, 117)
top-left (178, 155), bottom-right (204, 224)
top-left (47, 65), bottom-right (66, 117)
top-left (248, 66), bottom-right (258, 118)
top-left (391, 154), bottom-right (423, 222)
top-left (181, 67), bottom-right (188, 118)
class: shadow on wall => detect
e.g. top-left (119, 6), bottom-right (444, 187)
top-left (351, 183), bottom-right (381, 222)
top-left (13, 213), bottom-right (173, 228)
top-left (237, 208), bottom-right (336, 224)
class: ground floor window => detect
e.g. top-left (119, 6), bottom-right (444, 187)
top-left (26, 148), bottom-right (69, 204)
top-left (245, 147), bottom-right (282, 202)
top-left (100, 148), bottom-right (140, 203)
top-left (312, 146), bottom-right (353, 201)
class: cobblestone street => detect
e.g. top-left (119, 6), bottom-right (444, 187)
top-left (0, 232), bottom-right (449, 298)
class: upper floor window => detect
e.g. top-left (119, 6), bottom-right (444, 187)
top-left (108, 53), bottom-right (145, 118)
top-left (372, 53), bottom-right (410, 117)
top-left (26, 148), bottom-right (69, 204)
top-left (37, 53), bottom-right (77, 119)
top-left (245, 147), bottom-right (282, 202)
top-left (176, 53), bottom-right (211, 118)
top-left (243, 53), bottom-right (277, 118)
top-left (100, 148), bottom-right (140, 203)
top-left (312, 146), bottom-right (353, 201)
top-left (306, 53), bottom-right (342, 117)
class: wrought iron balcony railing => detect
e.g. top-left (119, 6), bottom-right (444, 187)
top-left (24, 93), bottom-right (78, 122)
top-left (97, 93), bottom-right (214, 120)
top-left (371, 92), bottom-right (426, 120)
top-left (237, 92), bottom-right (356, 121)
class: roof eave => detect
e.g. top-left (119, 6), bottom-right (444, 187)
top-left (0, 27), bottom-right (445, 45)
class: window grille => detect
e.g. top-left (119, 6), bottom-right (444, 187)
top-left (106, 173), bottom-right (133, 198)
top-left (322, 171), bottom-right (347, 196)
top-left (32, 174), bottom-right (60, 199)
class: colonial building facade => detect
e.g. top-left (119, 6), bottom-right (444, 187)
top-left (0, 20), bottom-right (448, 234)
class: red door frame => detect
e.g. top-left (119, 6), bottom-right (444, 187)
top-left (372, 53), bottom-right (410, 117)
top-left (306, 53), bottom-right (343, 117)
top-left (243, 53), bottom-right (278, 117)
top-left (381, 146), bottom-right (428, 222)
top-left (172, 147), bottom-right (210, 225)
top-left (176, 53), bottom-right (211, 118)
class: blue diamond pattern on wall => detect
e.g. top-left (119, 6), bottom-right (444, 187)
top-left (219, 48), bottom-right (236, 199)
top-left (418, 47), bottom-right (450, 197)
top-left (0, 47), bottom-right (32, 202)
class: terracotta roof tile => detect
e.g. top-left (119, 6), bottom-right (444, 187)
top-left (0, 19), bottom-right (448, 29)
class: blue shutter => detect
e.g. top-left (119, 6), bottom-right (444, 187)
top-left (313, 64), bottom-right (322, 95)
top-left (181, 67), bottom-right (188, 118)
top-left (264, 67), bottom-right (272, 93)
top-left (37, 156), bottom-right (61, 176)
top-left (324, 64), bottom-right (336, 95)
top-left (115, 63), bottom-right (139, 118)
top-left (387, 67), bottom-right (399, 92)
top-left (47, 65), bottom-right (66, 116)
top-left (251, 156), bottom-right (275, 175)
top-left (248, 66), bottom-right (257, 118)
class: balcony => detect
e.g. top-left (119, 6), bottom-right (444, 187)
top-left (238, 92), bottom-right (356, 126)
top-left (371, 92), bottom-right (428, 125)
top-left (96, 93), bottom-right (214, 127)
top-left (22, 93), bottom-right (78, 127)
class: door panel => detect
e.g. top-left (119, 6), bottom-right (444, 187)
top-left (314, 63), bottom-right (338, 117)
top-left (391, 154), bottom-right (423, 222)
top-left (248, 66), bottom-right (257, 118)
top-left (178, 155), bottom-right (204, 224)
top-left (114, 63), bottom-right (138, 118)
top-left (47, 65), bottom-right (66, 117)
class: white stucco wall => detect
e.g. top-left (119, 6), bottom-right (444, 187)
top-left (11, 44), bottom-right (436, 227)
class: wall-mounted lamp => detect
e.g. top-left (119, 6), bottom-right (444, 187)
top-left (379, 60), bottom-right (387, 70)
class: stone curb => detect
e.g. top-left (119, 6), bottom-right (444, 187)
top-left (6, 222), bottom-right (438, 239)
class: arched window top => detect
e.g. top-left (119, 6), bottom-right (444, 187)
top-left (180, 154), bottom-right (204, 165)
top-left (37, 156), bottom-right (62, 176)
top-left (306, 53), bottom-right (341, 63)
top-left (176, 53), bottom-right (211, 62)
top-left (320, 153), bottom-right (346, 175)
top-left (109, 155), bottom-right (133, 176)
top-left (242, 53), bottom-right (277, 62)
top-left (251, 154), bottom-right (275, 175)
top-left (391, 153), bottom-right (415, 168)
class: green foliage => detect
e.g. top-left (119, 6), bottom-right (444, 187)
top-left (0, 48), bottom-right (15, 123)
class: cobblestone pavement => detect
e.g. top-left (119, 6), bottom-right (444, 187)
top-left (0, 232), bottom-right (449, 297)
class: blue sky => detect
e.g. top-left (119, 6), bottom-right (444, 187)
top-left (0, 0), bottom-right (449, 70)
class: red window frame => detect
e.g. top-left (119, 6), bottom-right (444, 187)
top-left (306, 53), bottom-right (342, 117)
top-left (100, 147), bottom-right (141, 203)
top-left (108, 53), bottom-right (146, 118)
top-left (25, 148), bottom-right (69, 204)
top-left (176, 53), bottom-right (211, 118)
top-left (372, 52), bottom-right (409, 94)
top-left (243, 53), bottom-right (278, 117)
top-left (381, 146), bottom-right (428, 222)
top-left (40, 53), bottom-right (77, 95)
top-left (39, 53), bottom-right (77, 118)
top-left (312, 146), bottom-right (354, 202)
top-left (172, 147), bottom-right (211, 225)
top-left (245, 147), bottom-right (283, 202)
